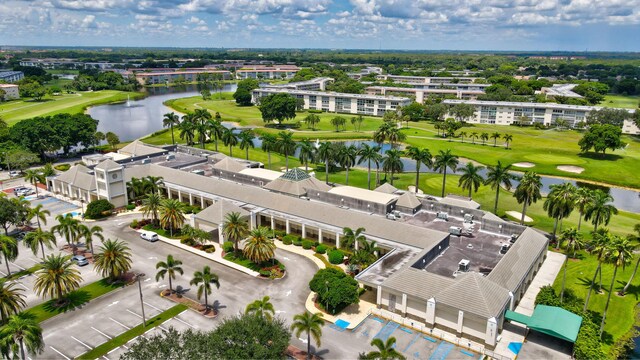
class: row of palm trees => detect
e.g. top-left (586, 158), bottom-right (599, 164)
top-left (435, 125), bottom-right (514, 149)
top-left (155, 254), bottom-right (220, 312)
top-left (220, 212), bottom-right (278, 265)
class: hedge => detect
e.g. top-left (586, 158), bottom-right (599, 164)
top-left (302, 240), bottom-right (314, 250)
top-left (315, 244), bottom-right (328, 254)
top-left (328, 249), bottom-right (344, 265)
top-left (85, 199), bottom-right (114, 219)
top-left (222, 241), bottom-right (234, 253)
top-left (292, 237), bottom-right (303, 246)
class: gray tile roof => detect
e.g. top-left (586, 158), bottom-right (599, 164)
top-left (264, 175), bottom-right (330, 196)
top-left (435, 272), bottom-right (510, 318)
top-left (396, 192), bottom-right (421, 209)
top-left (94, 159), bottom-right (122, 171)
top-left (118, 140), bottom-right (165, 157)
top-left (212, 157), bottom-right (247, 172)
top-left (194, 199), bottom-right (249, 225)
top-left (383, 267), bottom-right (455, 300)
top-left (374, 183), bottom-right (398, 194)
top-left (440, 195), bottom-right (481, 209)
top-left (54, 165), bottom-right (96, 191)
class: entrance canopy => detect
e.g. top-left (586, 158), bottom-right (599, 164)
top-left (505, 305), bottom-right (583, 343)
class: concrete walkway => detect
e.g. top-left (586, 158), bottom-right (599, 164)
top-left (493, 250), bottom-right (566, 359)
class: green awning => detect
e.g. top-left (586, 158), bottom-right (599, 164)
top-left (505, 305), bottom-right (583, 343)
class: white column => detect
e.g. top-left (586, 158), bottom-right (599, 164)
top-left (285, 219), bottom-right (290, 234)
top-left (457, 310), bottom-right (464, 334)
top-left (402, 293), bottom-right (408, 316)
top-left (335, 232), bottom-right (340, 248)
top-left (178, 190), bottom-right (183, 202)
top-left (250, 211), bottom-right (257, 230)
top-left (270, 215), bottom-right (275, 229)
top-left (218, 224), bottom-right (225, 245)
top-left (200, 196), bottom-right (205, 208)
top-left (318, 228), bottom-right (323, 243)
top-left (426, 298), bottom-right (436, 325)
top-left (165, 187), bottom-right (171, 199)
top-left (189, 193), bottom-right (194, 206)
top-left (189, 214), bottom-right (196, 227)
top-left (355, 238), bottom-right (360, 250)
top-left (508, 291), bottom-right (514, 311)
top-left (301, 224), bottom-right (306, 239)
top-left (485, 317), bottom-right (498, 346)
top-left (376, 285), bottom-right (382, 306)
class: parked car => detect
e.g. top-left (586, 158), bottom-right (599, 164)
top-left (8, 171), bottom-right (21, 178)
top-left (15, 187), bottom-right (34, 197)
top-left (71, 255), bottom-right (89, 266)
top-left (12, 186), bottom-right (29, 195)
top-left (140, 231), bottom-right (159, 242)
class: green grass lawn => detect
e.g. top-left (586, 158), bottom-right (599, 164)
top-left (76, 304), bottom-right (188, 359)
top-left (0, 90), bottom-right (144, 126)
top-left (602, 95), bottom-right (640, 109)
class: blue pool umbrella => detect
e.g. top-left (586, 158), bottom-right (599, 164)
top-left (508, 342), bottom-right (523, 354)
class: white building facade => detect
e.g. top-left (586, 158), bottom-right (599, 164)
top-left (0, 84), bottom-right (19, 100)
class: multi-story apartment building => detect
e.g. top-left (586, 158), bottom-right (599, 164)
top-left (0, 71), bottom-right (24, 83)
top-left (134, 70), bottom-right (232, 85)
top-left (261, 77), bottom-right (334, 91)
top-left (236, 65), bottom-right (300, 80)
top-left (0, 84), bottom-right (19, 100)
top-left (376, 75), bottom-right (479, 85)
top-left (366, 86), bottom-right (484, 102)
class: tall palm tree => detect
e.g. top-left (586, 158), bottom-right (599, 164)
top-left (27, 204), bottom-right (49, 231)
top-left (221, 127), bottom-right (238, 157)
top-left (238, 130), bottom-right (255, 160)
top-left (503, 134), bottom-right (513, 149)
top-left (513, 171), bottom-right (542, 225)
top-left (0, 313), bottom-right (43, 360)
top-left (364, 337), bottom-right (406, 360)
top-left (78, 224), bottom-right (104, 255)
top-left (23, 170), bottom-right (44, 198)
top-left (457, 162), bottom-right (485, 198)
top-left (433, 149), bottom-right (459, 197)
top-left (559, 227), bottom-right (583, 303)
top-left (277, 131), bottom-right (296, 171)
top-left (155, 255), bottom-right (183, 295)
top-left (480, 132), bottom-right (489, 145)
top-left (341, 227), bottom-right (366, 251)
top-left (159, 198), bottom-right (186, 237)
top-left (600, 236), bottom-right (634, 338)
top-left (243, 226), bottom-right (276, 264)
top-left (303, 114), bottom-right (320, 130)
top-left (190, 266), bottom-right (220, 311)
top-left (405, 146), bottom-right (432, 193)
top-left (178, 114), bottom-right (196, 146)
top-left (573, 187), bottom-right (593, 231)
top-left (584, 190), bottom-right (618, 231)
top-left (222, 211), bottom-right (249, 254)
top-left (490, 132), bottom-right (501, 147)
top-left (358, 144), bottom-right (382, 190)
top-left (382, 149), bottom-right (403, 186)
top-left (338, 145), bottom-right (358, 185)
top-left (484, 161), bottom-right (515, 215)
top-left (11, 197), bottom-right (31, 228)
top-left (141, 192), bottom-right (163, 226)
top-left (543, 183), bottom-right (576, 244)
top-left (584, 229), bottom-right (611, 311)
top-left (297, 139), bottom-right (315, 171)
top-left (52, 213), bottom-right (81, 247)
top-left (93, 239), bottom-right (132, 282)
top-left (0, 279), bottom-right (26, 324)
top-left (0, 235), bottom-right (18, 276)
top-left (620, 242), bottom-right (640, 296)
top-left (260, 133), bottom-right (278, 169)
top-left (470, 132), bottom-right (479, 144)
top-left (316, 141), bottom-right (334, 184)
top-left (387, 128), bottom-right (406, 147)
top-left (194, 109), bottom-right (213, 148)
top-left (373, 123), bottom-right (392, 150)
top-left (245, 296), bottom-right (275, 321)
top-left (458, 131), bottom-right (467, 143)
top-left (290, 312), bottom-right (324, 360)
top-left (23, 229), bottom-right (56, 260)
top-left (206, 119), bottom-right (225, 152)
top-left (33, 254), bottom-right (82, 304)
top-left (162, 112), bottom-right (180, 145)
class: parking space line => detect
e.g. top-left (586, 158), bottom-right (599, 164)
top-left (110, 317), bottom-right (131, 330)
top-left (126, 309), bottom-right (142, 319)
top-left (107, 347), bottom-right (121, 355)
top-left (171, 312), bottom-right (195, 329)
top-left (143, 301), bottom-right (164, 312)
top-left (49, 346), bottom-right (71, 360)
top-left (71, 336), bottom-right (93, 350)
top-left (92, 326), bottom-right (112, 339)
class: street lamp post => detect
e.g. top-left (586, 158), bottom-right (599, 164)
top-left (136, 273), bottom-right (147, 327)
top-left (80, 199), bottom-right (85, 218)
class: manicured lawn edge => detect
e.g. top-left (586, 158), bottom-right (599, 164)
top-left (4, 264), bottom-right (42, 281)
top-left (76, 304), bottom-right (188, 360)
top-left (312, 253), bottom-right (343, 272)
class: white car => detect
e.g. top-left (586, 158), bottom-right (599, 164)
top-left (9, 171), bottom-right (21, 178)
top-left (15, 188), bottom-right (35, 197)
top-left (140, 231), bottom-right (159, 242)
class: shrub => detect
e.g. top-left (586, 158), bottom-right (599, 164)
top-left (274, 230), bottom-right (286, 239)
top-left (259, 269), bottom-right (271, 277)
top-left (307, 109), bottom-right (323, 114)
top-left (202, 245), bottom-right (216, 253)
top-left (309, 268), bottom-right (359, 314)
top-left (222, 241), bottom-right (234, 253)
top-left (180, 238), bottom-right (196, 247)
top-left (85, 199), bottom-right (115, 219)
top-left (283, 234), bottom-right (297, 243)
top-left (293, 237), bottom-right (303, 246)
top-left (282, 237), bottom-right (293, 245)
top-left (130, 219), bottom-right (139, 229)
top-left (302, 240), bottom-right (314, 250)
top-left (54, 164), bottom-right (70, 171)
top-left (315, 244), bottom-right (328, 254)
top-left (328, 249), bottom-right (344, 265)
top-left (126, 204), bottom-right (136, 211)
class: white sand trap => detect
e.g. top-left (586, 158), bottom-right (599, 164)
top-left (506, 211), bottom-right (533, 223)
top-left (557, 165), bottom-right (584, 174)
top-left (513, 162), bottom-right (535, 168)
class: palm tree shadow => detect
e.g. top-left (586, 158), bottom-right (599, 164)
top-left (175, 285), bottom-right (190, 296)
top-left (212, 300), bottom-right (226, 310)
top-left (616, 280), bottom-right (640, 300)
top-left (42, 290), bottom-right (92, 314)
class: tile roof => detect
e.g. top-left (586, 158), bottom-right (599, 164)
top-left (212, 157), bottom-right (247, 172)
top-left (435, 272), bottom-right (510, 318)
top-left (53, 165), bottom-right (96, 191)
top-left (264, 175), bottom-right (330, 196)
top-left (118, 140), bottom-right (165, 157)
top-left (194, 199), bottom-right (249, 225)
top-left (94, 159), bottom-right (122, 171)
top-left (396, 192), bottom-right (422, 209)
top-left (374, 183), bottom-right (398, 194)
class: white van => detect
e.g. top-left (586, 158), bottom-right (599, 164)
top-left (140, 231), bottom-right (159, 242)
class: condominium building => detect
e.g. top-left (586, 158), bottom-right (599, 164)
top-left (236, 65), bottom-right (300, 80)
top-left (0, 71), bottom-right (24, 83)
top-left (535, 84), bottom-right (583, 99)
top-left (366, 86), bottom-right (484, 102)
top-left (376, 75), bottom-right (479, 85)
top-left (134, 70), bottom-right (232, 85)
top-left (0, 84), bottom-right (19, 100)
top-left (251, 88), bottom-right (411, 116)
top-left (623, 119), bottom-right (640, 135)
top-left (261, 77), bottom-right (334, 91)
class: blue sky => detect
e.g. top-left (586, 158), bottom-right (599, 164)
top-left (1, 0), bottom-right (639, 51)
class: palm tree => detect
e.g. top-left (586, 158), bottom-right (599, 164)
top-left (291, 312), bottom-right (324, 360)
top-left (387, 128), bottom-right (406, 147)
top-left (559, 227), bottom-right (583, 303)
top-left (373, 123), bottom-right (391, 150)
top-left (433, 149), bottom-right (459, 197)
top-left (243, 226), bottom-right (276, 264)
top-left (52, 213), bottom-right (81, 247)
top-left (0, 279), bottom-right (26, 324)
top-left (584, 229), bottom-right (611, 311)
top-left (599, 236), bottom-right (634, 338)
top-left (141, 192), bottom-right (163, 226)
top-left (33, 254), bottom-right (82, 304)
top-left (480, 132), bottom-right (489, 145)
top-left (93, 239), bottom-right (132, 282)
top-left (78, 224), bottom-right (104, 255)
top-left (206, 119), bottom-right (225, 152)
top-left (543, 183), bottom-right (576, 244)
top-left (459, 131), bottom-right (467, 143)
top-left (159, 198), bottom-right (186, 237)
top-left (620, 242), bottom-right (640, 296)
top-left (342, 227), bottom-right (366, 251)
top-left (297, 139), bottom-right (316, 172)
top-left (584, 190), bottom-right (618, 231)
top-left (470, 132), bottom-right (479, 144)
top-left (245, 296), bottom-right (275, 321)
top-left (155, 255), bottom-right (183, 295)
top-left (503, 134), bottom-right (513, 149)
top-left (27, 204), bottom-right (49, 231)
top-left (221, 127), bottom-right (238, 157)
top-left (23, 229), bottom-right (56, 260)
top-left (222, 211), bottom-right (249, 254)
top-left (277, 131), bottom-right (296, 171)
top-left (162, 112), bottom-right (180, 145)
top-left (178, 114), bottom-right (196, 146)
top-left (382, 149), bottom-right (403, 186)
top-left (304, 114), bottom-right (320, 130)
top-left (364, 337), bottom-right (405, 360)
top-left (0, 313), bottom-right (43, 360)
top-left (190, 266), bottom-right (220, 311)
top-left (405, 146), bottom-right (432, 193)
top-left (260, 134), bottom-right (278, 169)
top-left (316, 141), bottom-right (334, 184)
top-left (457, 162), bottom-right (485, 198)
top-left (514, 171), bottom-right (542, 225)
top-left (194, 109), bottom-right (212, 148)
top-left (338, 145), bottom-right (358, 185)
top-left (485, 161), bottom-right (516, 214)
top-left (238, 130), bottom-right (255, 160)
top-left (490, 132), bottom-right (501, 147)
top-left (573, 187), bottom-right (593, 231)
top-left (23, 170), bottom-right (44, 198)
top-left (358, 144), bottom-right (382, 190)
top-left (0, 235), bottom-right (18, 276)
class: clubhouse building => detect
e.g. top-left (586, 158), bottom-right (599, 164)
top-left (48, 141), bottom-right (549, 348)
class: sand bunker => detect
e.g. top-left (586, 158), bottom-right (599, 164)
top-left (505, 211), bottom-right (533, 223)
top-left (513, 162), bottom-right (535, 168)
top-left (557, 165), bottom-right (584, 174)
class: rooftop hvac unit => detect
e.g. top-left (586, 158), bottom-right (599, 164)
top-left (458, 259), bottom-right (470, 272)
top-left (166, 154), bottom-right (175, 161)
top-left (510, 234), bottom-right (518, 243)
top-left (386, 213), bottom-right (397, 221)
top-left (436, 212), bottom-right (448, 221)
top-left (449, 226), bottom-right (462, 236)
top-left (392, 210), bottom-right (401, 217)
top-left (463, 213), bottom-right (474, 223)
top-left (191, 169), bottom-right (205, 175)
top-left (141, 159), bottom-right (151, 164)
